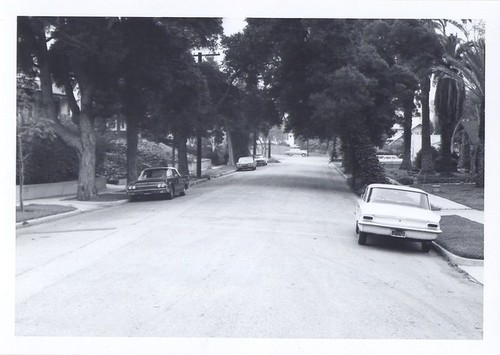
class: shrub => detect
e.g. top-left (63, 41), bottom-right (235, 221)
top-left (396, 176), bottom-right (415, 185)
top-left (415, 147), bottom-right (458, 173)
top-left (99, 138), bottom-right (172, 181)
top-left (19, 136), bottom-right (79, 184)
top-left (343, 130), bottom-right (388, 195)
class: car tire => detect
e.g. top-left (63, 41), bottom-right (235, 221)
top-left (129, 195), bottom-right (138, 202)
top-left (253, 167), bottom-right (256, 170)
top-left (422, 241), bottom-right (432, 253)
top-left (355, 222), bottom-right (359, 234)
top-left (358, 232), bottom-right (367, 245)
top-left (166, 185), bottom-right (174, 200)
top-left (302, 153), bottom-right (306, 157)
top-left (179, 185), bottom-right (186, 196)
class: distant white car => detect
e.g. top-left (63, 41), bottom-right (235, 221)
top-left (355, 184), bottom-right (442, 252)
top-left (377, 154), bottom-right (403, 165)
top-left (285, 148), bottom-right (308, 157)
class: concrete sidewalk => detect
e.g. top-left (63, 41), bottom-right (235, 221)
top-left (16, 184), bottom-right (129, 228)
top-left (16, 168), bottom-right (238, 229)
top-left (426, 193), bottom-right (484, 284)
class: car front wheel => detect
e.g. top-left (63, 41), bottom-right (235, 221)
top-left (422, 241), bottom-right (432, 253)
top-left (166, 185), bottom-right (174, 200)
top-left (358, 232), bottom-right (367, 245)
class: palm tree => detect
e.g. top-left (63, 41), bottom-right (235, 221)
top-left (433, 34), bottom-right (467, 175)
top-left (434, 38), bottom-right (484, 185)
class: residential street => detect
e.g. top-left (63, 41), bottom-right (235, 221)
top-left (16, 156), bottom-right (483, 338)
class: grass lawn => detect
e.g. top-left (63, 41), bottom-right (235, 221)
top-left (383, 166), bottom-right (484, 259)
top-left (436, 215), bottom-right (484, 259)
top-left (413, 183), bottom-right (484, 211)
top-left (16, 204), bottom-right (77, 223)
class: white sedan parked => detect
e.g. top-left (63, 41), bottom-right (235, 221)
top-left (355, 184), bottom-right (442, 252)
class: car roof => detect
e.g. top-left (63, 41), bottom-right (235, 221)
top-left (367, 183), bottom-right (427, 194)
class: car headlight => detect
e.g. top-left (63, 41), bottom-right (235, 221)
top-left (128, 185), bottom-right (136, 190)
top-left (158, 183), bottom-right (167, 188)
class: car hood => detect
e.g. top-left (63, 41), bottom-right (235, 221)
top-left (361, 202), bottom-right (441, 222)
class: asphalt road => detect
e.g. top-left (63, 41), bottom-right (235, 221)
top-left (16, 155), bottom-right (483, 338)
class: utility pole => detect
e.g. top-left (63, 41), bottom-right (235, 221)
top-left (194, 51), bottom-right (220, 178)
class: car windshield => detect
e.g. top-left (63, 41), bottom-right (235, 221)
top-left (238, 157), bottom-right (253, 163)
top-left (139, 169), bottom-right (166, 180)
top-left (368, 187), bottom-right (430, 209)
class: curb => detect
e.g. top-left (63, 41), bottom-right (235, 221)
top-left (190, 169), bottom-right (237, 186)
top-left (16, 199), bottom-right (128, 229)
top-left (432, 241), bottom-right (484, 267)
top-left (16, 209), bottom-right (83, 229)
top-left (330, 162), bottom-right (350, 181)
top-left (16, 170), bottom-right (238, 229)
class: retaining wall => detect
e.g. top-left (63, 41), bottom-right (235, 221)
top-left (187, 159), bottom-right (212, 176)
top-left (16, 177), bottom-right (107, 200)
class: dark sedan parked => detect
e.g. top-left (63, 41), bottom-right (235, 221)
top-left (126, 167), bottom-right (189, 201)
top-left (236, 156), bottom-right (257, 171)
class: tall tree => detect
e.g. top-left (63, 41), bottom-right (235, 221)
top-left (365, 20), bottom-right (443, 172)
top-left (17, 17), bottom-right (124, 200)
top-left (434, 34), bottom-right (467, 175)
top-left (435, 38), bottom-right (484, 185)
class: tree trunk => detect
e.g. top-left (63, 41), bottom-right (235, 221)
top-left (196, 133), bottom-right (202, 178)
top-left (440, 119), bottom-right (453, 175)
top-left (224, 118), bottom-right (235, 166)
top-left (253, 131), bottom-right (257, 157)
top-left (476, 99), bottom-right (485, 187)
top-left (420, 75), bottom-right (434, 174)
top-left (17, 133), bottom-right (25, 212)
top-left (476, 142), bottom-right (484, 187)
top-left (268, 136), bottom-right (271, 159)
top-left (177, 134), bottom-right (189, 176)
top-left (76, 112), bottom-right (98, 200)
top-left (172, 135), bottom-right (176, 168)
top-left (126, 116), bottom-right (139, 184)
top-left (400, 105), bottom-right (413, 171)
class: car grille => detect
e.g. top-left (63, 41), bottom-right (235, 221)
top-left (135, 182), bottom-right (161, 190)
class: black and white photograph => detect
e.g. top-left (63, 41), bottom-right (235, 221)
top-left (2, 1), bottom-right (500, 354)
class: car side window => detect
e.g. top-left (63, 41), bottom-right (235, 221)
top-left (364, 187), bottom-right (371, 202)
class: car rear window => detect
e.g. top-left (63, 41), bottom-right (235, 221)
top-left (368, 187), bottom-right (430, 209)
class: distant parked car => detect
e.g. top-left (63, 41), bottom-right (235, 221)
top-left (126, 167), bottom-right (189, 201)
top-left (355, 184), bottom-right (442, 252)
top-left (377, 154), bottom-right (403, 165)
top-left (285, 148), bottom-right (308, 157)
top-left (254, 155), bottom-right (268, 166)
top-left (236, 156), bottom-right (257, 171)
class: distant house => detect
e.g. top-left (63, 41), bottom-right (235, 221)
top-left (385, 121), bottom-right (440, 160)
top-left (105, 116), bottom-right (127, 137)
top-left (17, 83), bottom-right (72, 126)
top-left (18, 78), bottom-right (127, 138)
